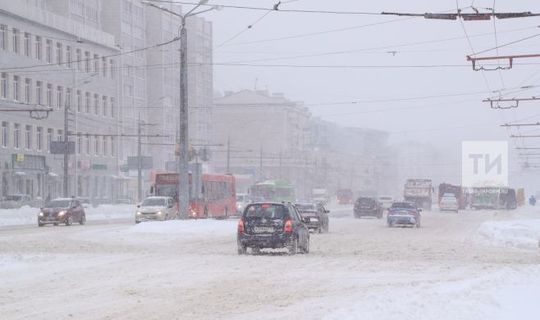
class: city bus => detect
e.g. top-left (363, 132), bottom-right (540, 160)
top-left (249, 180), bottom-right (296, 203)
top-left (151, 172), bottom-right (236, 219)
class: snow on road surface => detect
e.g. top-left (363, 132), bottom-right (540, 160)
top-left (0, 204), bottom-right (135, 227)
top-left (0, 205), bottom-right (539, 319)
top-left (478, 219), bottom-right (540, 250)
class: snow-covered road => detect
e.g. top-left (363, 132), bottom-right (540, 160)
top-left (1, 205), bottom-right (539, 319)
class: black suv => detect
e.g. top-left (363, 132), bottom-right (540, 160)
top-left (354, 197), bottom-right (383, 219)
top-left (237, 202), bottom-right (310, 255)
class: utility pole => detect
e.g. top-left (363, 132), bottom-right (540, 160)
top-left (137, 113), bottom-right (142, 202)
top-left (226, 137), bottom-right (231, 174)
top-left (259, 146), bottom-right (263, 181)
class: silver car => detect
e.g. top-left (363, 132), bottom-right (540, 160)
top-left (135, 196), bottom-right (177, 223)
top-left (439, 194), bottom-right (459, 213)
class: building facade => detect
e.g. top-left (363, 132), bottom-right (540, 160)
top-left (0, 0), bottom-right (121, 202)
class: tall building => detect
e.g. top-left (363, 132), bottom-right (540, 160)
top-left (0, 0), bottom-right (121, 201)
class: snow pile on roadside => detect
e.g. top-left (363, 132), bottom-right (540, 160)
top-left (0, 204), bottom-right (135, 227)
top-left (478, 219), bottom-right (540, 250)
top-left (128, 219), bottom-right (237, 237)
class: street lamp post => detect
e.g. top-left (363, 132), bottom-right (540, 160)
top-left (143, 0), bottom-right (214, 218)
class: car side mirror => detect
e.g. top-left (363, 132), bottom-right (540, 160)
top-left (137, 204), bottom-right (141, 208)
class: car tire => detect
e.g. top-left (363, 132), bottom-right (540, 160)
top-left (237, 244), bottom-right (247, 255)
top-left (65, 216), bottom-right (73, 226)
top-left (251, 247), bottom-right (260, 255)
top-left (324, 223), bottom-right (329, 233)
top-left (302, 238), bottom-right (310, 254)
top-left (79, 214), bottom-right (86, 225)
top-left (53, 223), bottom-right (59, 226)
top-left (38, 221), bottom-right (44, 227)
top-left (416, 221), bottom-right (421, 228)
top-left (287, 238), bottom-right (298, 255)
top-left (318, 226), bottom-right (323, 234)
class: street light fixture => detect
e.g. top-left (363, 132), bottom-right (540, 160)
top-left (143, 0), bottom-right (217, 219)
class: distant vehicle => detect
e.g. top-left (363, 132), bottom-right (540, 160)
top-left (353, 197), bottom-right (383, 219)
top-left (237, 202), bottom-right (310, 255)
top-left (38, 198), bottom-right (86, 227)
top-left (151, 172), bottom-right (236, 219)
top-left (1, 194), bottom-right (33, 209)
top-left (114, 198), bottom-right (133, 205)
top-left (377, 196), bottom-right (394, 210)
top-left (249, 180), bottom-right (295, 203)
top-left (438, 183), bottom-right (465, 209)
top-left (439, 193), bottom-right (459, 212)
top-left (295, 202), bottom-right (329, 233)
top-left (135, 196), bottom-right (177, 223)
top-left (312, 188), bottom-right (329, 204)
top-left (236, 193), bottom-right (250, 215)
top-left (337, 189), bottom-right (353, 204)
top-left (404, 179), bottom-right (433, 210)
top-left (471, 187), bottom-right (517, 210)
top-left (387, 201), bottom-right (421, 228)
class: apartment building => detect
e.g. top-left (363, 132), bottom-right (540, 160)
top-left (0, 0), bottom-right (121, 201)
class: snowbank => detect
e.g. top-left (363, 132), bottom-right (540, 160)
top-left (128, 219), bottom-right (237, 237)
top-left (478, 219), bottom-right (540, 250)
top-left (0, 204), bottom-right (135, 227)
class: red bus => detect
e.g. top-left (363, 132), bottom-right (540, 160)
top-left (151, 172), bottom-right (236, 219)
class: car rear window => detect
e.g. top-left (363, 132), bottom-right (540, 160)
top-left (391, 202), bottom-right (415, 209)
top-left (357, 198), bottom-right (376, 205)
top-left (245, 204), bottom-right (287, 219)
top-left (296, 204), bottom-right (316, 211)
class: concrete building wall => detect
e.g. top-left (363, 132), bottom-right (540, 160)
top-left (0, 0), bottom-right (121, 202)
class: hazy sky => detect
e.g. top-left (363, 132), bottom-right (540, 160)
top-left (202, 0), bottom-right (540, 149)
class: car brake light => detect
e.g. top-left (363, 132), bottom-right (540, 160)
top-left (284, 219), bottom-right (293, 233)
top-left (238, 218), bottom-right (245, 234)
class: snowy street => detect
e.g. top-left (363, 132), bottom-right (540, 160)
top-left (1, 205), bottom-right (539, 320)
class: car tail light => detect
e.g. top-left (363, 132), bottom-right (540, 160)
top-left (284, 219), bottom-right (293, 233)
top-left (237, 218), bottom-right (245, 234)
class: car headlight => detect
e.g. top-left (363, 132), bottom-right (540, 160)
top-left (156, 211), bottom-right (162, 215)
top-left (58, 210), bottom-right (67, 216)
top-left (39, 212), bottom-right (44, 217)
top-left (136, 211), bottom-right (141, 215)
top-left (190, 209), bottom-right (197, 217)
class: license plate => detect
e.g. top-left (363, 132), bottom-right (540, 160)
top-left (310, 218), bottom-right (318, 222)
top-left (253, 226), bottom-right (274, 233)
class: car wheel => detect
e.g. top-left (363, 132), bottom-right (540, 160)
top-left (38, 220), bottom-right (44, 227)
top-left (224, 207), bottom-right (229, 219)
top-left (287, 238), bottom-right (298, 255)
top-left (237, 243), bottom-right (247, 255)
top-left (79, 214), bottom-right (86, 225)
top-left (251, 247), bottom-right (260, 255)
top-left (416, 221), bottom-right (421, 228)
top-left (324, 223), bottom-right (329, 233)
top-left (65, 216), bottom-right (73, 226)
top-left (53, 223), bottom-right (59, 226)
top-left (302, 238), bottom-right (310, 254)
top-left (204, 206), bottom-right (209, 219)
top-left (318, 226), bottom-right (323, 234)
top-left (135, 220), bottom-right (141, 224)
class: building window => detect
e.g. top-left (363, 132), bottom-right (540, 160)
top-left (56, 42), bottom-right (63, 65)
top-left (110, 60), bottom-right (115, 78)
top-left (12, 76), bottom-right (19, 101)
top-left (66, 45), bottom-right (72, 68)
top-left (45, 39), bottom-right (52, 63)
top-left (24, 32), bottom-right (31, 57)
top-left (94, 54), bottom-right (99, 73)
top-left (76, 48), bottom-right (82, 70)
top-left (94, 94), bottom-right (99, 115)
top-left (36, 81), bottom-right (43, 105)
top-left (94, 135), bottom-right (99, 155)
top-left (77, 134), bottom-right (82, 154)
top-left (46, 128), bottom-right (53, 152)
top-left (12, 28), bottom-right (20, 54)
top-left (25, 125), bottom-right (32, 150)
top-left (14, 123), bottom-right (20, 149)
top-left (66, 88), bottom-right (72, 110)
top-left (56, 86), bottom-right (63, 109)
top-left (110, 136), bottom-right (115, 156)
top-left (110, 97), bottom-right (115, 118)
top-left (1, 122), bottom-right (8, 148)
top-left (103, 137), bottom-right (108, 156)
top-left (102, 96), bottom-right (108, 116)
top-left (46, 83), bottom-right (53, 106)
top-left (35, 36), bottom-right (42, 60)
top-left (36, 127), bottom-right (43, 151)
top-left (1, 73), bottom-right (7, 99)
top-left (76, 90), bottom-right (82, 112)
top-left (0, 25), bottom-right (6, 50)
top-left (85, 135), bottom-right (90, 154)
top-left (85, 92), bottom-right (90, 113)
top-left (102, 57), bottom-right (107, 77)
top-left (84, 51), bottom-right (90, 72)
top-left (24, 78), bottom-right (31, 103)
top-left (57, 130), bottom-right (63, 142)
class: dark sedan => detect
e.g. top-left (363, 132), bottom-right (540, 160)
top-left (237, 202), bottom-right (310, 255)
top-left (354, 197), bottom-right (383, 219)
top-left (38, 198), bottom-right (86, 227)
top-left (295, 202), bottom-right (329, 233)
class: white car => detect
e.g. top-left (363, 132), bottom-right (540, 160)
top-left (378, 196), bottom-right (394, 210)
top-left (135, 196), bottom-right (177, 223)
top-left (439, 194), bottom-right (459, 212)
top-left (236, 193), bottom-right (250, 215)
